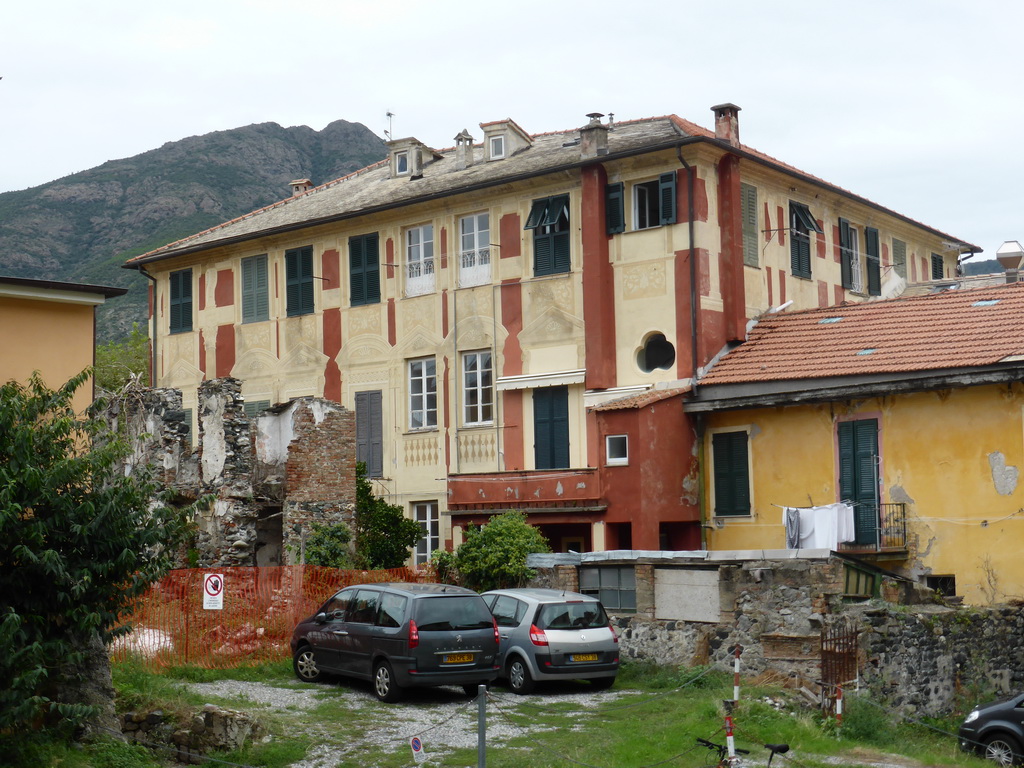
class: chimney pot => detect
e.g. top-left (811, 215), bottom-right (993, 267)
top-left (711, 103), bottom-right (742, 147)
top-left (289, 179), bottom-right (313, 197)
top-left (579, 113), bottom-right (609, 159)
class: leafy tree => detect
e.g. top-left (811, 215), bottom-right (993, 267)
top-left (353, 462), bottom-right (422, 569)
top-left (455, 511), bottom-right (550, 592)
top-left (303, 521), bottom-right (355, 568)
top-left (94, 323), bottom-right (150, 391)
top-left (0, 371), bottom-right (198, 740)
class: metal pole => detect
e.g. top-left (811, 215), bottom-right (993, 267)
top-left (733, 644), bottom-right (741, 702)
top-left (477, 684), bottom-right (487, 768)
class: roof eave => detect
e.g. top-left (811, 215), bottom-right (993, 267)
top-left (124, 135), bottom-right (709, 269)
top-left (684, 364), bottom-right (1024, 412)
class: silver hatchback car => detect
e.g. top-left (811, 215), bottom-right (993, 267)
top-left (481, 588), bottom-right (619, 693)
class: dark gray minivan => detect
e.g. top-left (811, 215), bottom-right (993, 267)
top-left (290, 583), bottom-right (500, 701)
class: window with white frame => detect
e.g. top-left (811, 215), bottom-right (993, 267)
top-left (489, 134), bottom-right (506, 160)
top-left (395, 151), bottom-right (409, 176)
top-left (462, 350), bottom-right (493, 425)
top-left (632, 174), bottom-right (677, 230)
top-left (405, 224), bottom-right (435, 296)
top-left (414, 501), bottom-right (439, 565)
top-left (606, 435), bottom-right (628, 466)
top-left (847, 224), bottom-right (864, 293)
top-left (408, 357), bottom-right (437, 430)
top-left (459, 213), bottom-right (491, 287)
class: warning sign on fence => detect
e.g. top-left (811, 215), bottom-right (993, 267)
top-left (203, 573), bottom-right (224, 610)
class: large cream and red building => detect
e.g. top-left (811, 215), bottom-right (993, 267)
top-left (125, 105), bottom-right (977, 560)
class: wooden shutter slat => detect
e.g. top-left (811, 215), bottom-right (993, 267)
top-left (605, 182), bottom-right (624, 235)
top-left (658, 172), bottom-right (677, 226)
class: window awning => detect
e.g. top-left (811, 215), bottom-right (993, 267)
top-left (496, 369), bottom-right (586, 391)
top-left (790, 202), bottom-right (824, 234)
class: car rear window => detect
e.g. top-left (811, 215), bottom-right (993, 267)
top-left (415, 595), bottom-right (494, 631)
top-left (536, 601), bottom-right (608, 630)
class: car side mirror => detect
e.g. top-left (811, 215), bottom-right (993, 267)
top-left (315, 612), bottom-right (328, 623)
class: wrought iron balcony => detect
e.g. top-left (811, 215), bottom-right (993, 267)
top-left (837, 502), bottom-right (906, 554)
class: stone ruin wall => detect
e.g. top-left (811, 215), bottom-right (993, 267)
top-left (104, 377), bottom-right (356, 568)
top-left (534, 558), bottom-right (1024, 716)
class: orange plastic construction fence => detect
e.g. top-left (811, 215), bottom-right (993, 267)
top-left (109, 565), bottom-right (436, 669)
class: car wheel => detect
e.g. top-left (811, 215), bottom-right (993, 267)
top-left (508, 657), bottom-right (535, 694)
top-left (373, 661), bottom-right (403, 703)
top-left (292, 647), bottom-right (323, 683)
top-left (590, 676), bottom-right (616, 691)
top-left (984, 734), bottom-right (1024, 766)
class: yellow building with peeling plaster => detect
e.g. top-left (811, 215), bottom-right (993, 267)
top-left (688, 283), bottom-right (1024, 605)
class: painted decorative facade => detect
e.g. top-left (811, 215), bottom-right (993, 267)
top-left (124, 106), bottom-right (977, 557)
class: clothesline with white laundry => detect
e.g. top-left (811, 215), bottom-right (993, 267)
top-left (774, 502), bottom-right (856, 550)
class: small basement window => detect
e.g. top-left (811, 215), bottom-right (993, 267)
top-left (926, 575), bottom-right (956, 597)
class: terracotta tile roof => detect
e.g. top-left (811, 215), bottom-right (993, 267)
top-left (125, 113), bottom-right (978, 267)
top-left (698, 281), bottom-right (1024, 386)
top-left (590, 386), bottom-right (690, 411)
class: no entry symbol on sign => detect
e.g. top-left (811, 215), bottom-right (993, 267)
top-left (203, 573), bottom-right (224, 610)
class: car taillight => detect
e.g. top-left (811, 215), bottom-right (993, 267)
top-left (529, 623), bottom-right (548, 646)
top-left (493, 617), bottom-right (500, 648)
top-left (409, 618), bottom-right (419, 649)
top-left (609, 622), bottom-right (618, 643)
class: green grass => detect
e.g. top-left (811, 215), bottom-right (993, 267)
top-left (4, 660), bottom-right (1000, 768)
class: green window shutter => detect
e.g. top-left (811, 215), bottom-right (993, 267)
top-left (541, 195), bottom-right (568, 228)
top-left (349, 234), bottom-right (380, 306)
top-left (534, 234), bottom-right (553, 275)
top-left (534, 386), bottom-right (569, 470)
top-left (789, 203), bottom-right (811, 279)
top-left (605, 182), bottom-right (625, 235)
top-left (350, 235), bottom-right (365, 305)
top-left (242, 255), bottom-right (269, 323)
top-left (300, 248), bottom-right (314, 314)
top-left (169, 268), bottom-right (192, 333)
top-left (712, 431), bottom-right (749, 515)
top-left (364, 233), bottom-right (380, 303)
top-left (839, 218), bottom-right (854, 289)
top-left (838, 419), bottom-right (879, 546)
top-left (284, 247), bottom-right (314, 317)
top-left (658, 172), bottom-right (677, 226)
top-left (931, 253), bottom-right (944, 280)
top-left (355, 390), bottom-right (384, 478)
top-left (552, 232), bottom-right (570, 273)
top-left (865, 227), bottom-right (881, 296)
top-left (741, 183), bottom-right (758, 267)
top-left (525, 199), bottom-right (549, 230)
top-left (892, 239), bottom-right (907, 279)
top-left (243, 400), bottom-right (270, 419)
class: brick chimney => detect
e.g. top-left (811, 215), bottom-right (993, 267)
top-left (289, 179), bottom-right (313, 197)
top-left (454, 129), bottom-right (474, 170)
top-left (579, 113), bottom-right (609, 159)
top-left (711, 103), bottom-right (741, 147)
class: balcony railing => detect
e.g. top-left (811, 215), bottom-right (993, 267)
top-left (837, 502), bottom-right (906, 553)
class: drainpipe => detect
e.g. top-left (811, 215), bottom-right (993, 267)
top-left (676, 147), bottom-right (699, 398)
top-left (139, 266), bottom-right (158, 386)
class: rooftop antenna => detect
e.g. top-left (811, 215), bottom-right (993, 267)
top-left (385, 111), bottom-right (395, 140)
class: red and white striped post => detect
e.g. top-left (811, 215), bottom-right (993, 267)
top-left (836, 684), bottom-right (844, 728)
top-left (725, 712), bottom-right (737, 762)
top-left (733, 644), bottom-right (742, 702)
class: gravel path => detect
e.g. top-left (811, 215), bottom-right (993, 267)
top-left (186, 679), bottom-right (631, 767)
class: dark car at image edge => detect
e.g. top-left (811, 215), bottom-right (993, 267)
top-left (290, 582), bottom-right (500, 702)
top-left (959, 692), bottom-right (1024, 765)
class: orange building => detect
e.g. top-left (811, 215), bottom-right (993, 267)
top-left (0, 276), bottom-right (127, 413)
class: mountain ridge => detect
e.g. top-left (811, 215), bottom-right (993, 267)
top-left (0, 119), bottom-right (387, 340)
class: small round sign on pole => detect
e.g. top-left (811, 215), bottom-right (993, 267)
top-left (203, 573), bottom-right (224, 610)
top-left (410, 736), bottom-right (427, 763)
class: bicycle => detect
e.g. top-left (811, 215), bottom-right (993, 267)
top-left (696, 736), bottom-right (790, 767)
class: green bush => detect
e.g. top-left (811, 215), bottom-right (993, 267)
top-left (352, 463), bottom-right (422, 569)
top-left (303, 521), bottom-right (354, 568)
top-left (454, 510), bottom-right (550, 592)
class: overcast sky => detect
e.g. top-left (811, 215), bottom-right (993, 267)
top-left (2, 1), bottom-right (1021, 258)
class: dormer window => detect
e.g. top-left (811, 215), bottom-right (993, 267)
top-left (489, 134), bottom-right (506, 160)
top-left (395, 151), bottom-right (410, 176)
top-left (386, 137), bottom-right (442, 179)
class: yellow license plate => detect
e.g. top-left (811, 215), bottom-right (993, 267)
top-left (443, 653), bottom-right (474, 664)
top-left (571, 653), bottom-right (599, 662)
